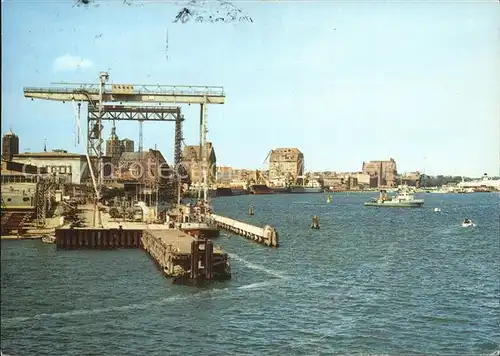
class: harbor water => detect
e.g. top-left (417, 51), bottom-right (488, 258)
top-left (1, 193), bottom-right (499, 355)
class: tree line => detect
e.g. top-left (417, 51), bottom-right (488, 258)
top-left (418, 174), bottom-right (499, 187)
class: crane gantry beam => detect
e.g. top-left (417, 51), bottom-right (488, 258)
top-left (88, 105), bottom-right (181, 121)
top-left (23, 72), bottom-right (225, 225)
top-left (24, 84), bottom-right (225, 104)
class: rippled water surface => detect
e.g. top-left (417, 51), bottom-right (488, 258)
top-left (2, 193), bottom-right (499, 355)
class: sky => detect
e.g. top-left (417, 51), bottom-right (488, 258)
top-left (2, 0), bottom-right (499, 177)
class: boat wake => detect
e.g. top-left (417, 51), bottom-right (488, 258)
top-left (228, 253), bottom-right (287, 279)
top-left (1, 294), bottom-right (186, 325)
top-left (2, 256), bottom-right (287, 327)
top-left (1, 279), bottom-right (278, 327)
top-left (237, 281), bottom-right (274, 290)
top-left (1, 287), bottom-right (234, 326)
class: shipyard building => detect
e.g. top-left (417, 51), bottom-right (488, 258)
top-left (268, 148), bottom-right (304, 185)
top-left (12, 151), bottom-right (112, 185)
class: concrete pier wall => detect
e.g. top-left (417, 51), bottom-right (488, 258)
top-left (55, 228), bottom-right (142, 249)
top-left (53, 228), bottom-right (231, 283)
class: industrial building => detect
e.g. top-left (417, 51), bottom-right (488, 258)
top-left (2, 129), bottom-right (19, 161)
top-left (1, 160), bottom-right (47, 183)
top-left (362, 158), bottom-right (398, 188)
top-left (12, 150), bottom-right (111, 185)
top-left (216, 166), bottom-right (233, 184)
top-left (182, 142), bottom-right (216, 185)
top-left (268, 148), bottom-right (304, 184)
top-left (105, 126), bottom-right (135, 165)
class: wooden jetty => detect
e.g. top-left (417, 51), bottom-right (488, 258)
top-left (210, 214), bottom-right (279, 248)
top-left (54, 227), bottom-right (231, 284)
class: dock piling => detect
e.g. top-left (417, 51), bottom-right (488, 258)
top-left (311, 215), bottom-right (320, 229)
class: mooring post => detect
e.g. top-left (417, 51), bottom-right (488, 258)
top-left (249, 205), bottom-right (254, 216)
top-left (311, 215), bottom-right (320, 229)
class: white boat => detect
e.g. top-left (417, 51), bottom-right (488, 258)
top-left (434, 207), bottom-right (441, 212)
top-left (461, 219), bottom-right (476, 228)
top-left (41, 236), bottom-right (56, 244)
top-left (364, 185), bottom-right (424, 208)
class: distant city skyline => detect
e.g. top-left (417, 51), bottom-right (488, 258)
top-left (2, 1), bottom-right (499, 177)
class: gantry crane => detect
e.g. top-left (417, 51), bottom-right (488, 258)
top-left (24, 71), bottom-right (225, 226)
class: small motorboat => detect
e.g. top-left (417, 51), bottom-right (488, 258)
top-left (434, 207), bottom-right (441, 212)
top-left (42, 236), bottom-right (56, 244)
top-left (461, 219), bottom-right (476, 228)
top-left (326, 195), bottom-right (332, 203)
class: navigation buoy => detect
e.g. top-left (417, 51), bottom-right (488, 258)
top-left (311, 215), bottom-right (320, 229)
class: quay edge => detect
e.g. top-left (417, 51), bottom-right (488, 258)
top-left (53, 227), bottom-right (231, 284)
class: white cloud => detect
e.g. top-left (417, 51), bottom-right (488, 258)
top-left (53, 54), bottom-right (94, 72)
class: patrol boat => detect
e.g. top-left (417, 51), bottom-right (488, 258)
top-left (364, 186), bottom-right (424, 208)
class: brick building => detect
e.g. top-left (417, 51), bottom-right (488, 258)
top-left (117, 149), bottom-right (170, 184)
top-left (105, 127), bottom-right (135, 165)
top-left (2, 129), bottom-right (19, 161)
top-left (362, 158), bottom-right (398, 187)
top-left (181, 142), bottom-right (216, 185)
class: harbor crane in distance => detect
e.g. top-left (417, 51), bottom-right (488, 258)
top-left (23, 72), bottom-right (225, 227)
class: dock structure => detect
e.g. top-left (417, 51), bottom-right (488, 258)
top-left (142, 229), bottom-right (230, 283)
top-left (54, 227), bottom-right (231, 284)
top-left (210, 214), bottom-right (279, 248)
top-left (55, 228), bottom-right (142, 249)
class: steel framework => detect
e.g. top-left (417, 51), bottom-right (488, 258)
top-left (24, 83), bottom-right (225, 104)
top-left (88, 105), bottom-right (181, 121)
top-left (87, 105), bottom-right (183, 165)
top-left (24, 73), bottom-right (224, 225)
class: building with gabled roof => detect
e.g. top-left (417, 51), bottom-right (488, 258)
top-left (118, 149), bottom-right (170, 184)
top-left (181, 142), bottom-right (216, 185)
top-left (268, 148), bottom-right (304, 184)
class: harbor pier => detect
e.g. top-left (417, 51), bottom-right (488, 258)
top-left (210, 214), bottom-right (279, 248)
top-left (142, 229), bottom-right (230, 283)
top-left (54, 227), bottom-right (231, 283)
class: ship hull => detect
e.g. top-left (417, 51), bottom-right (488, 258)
top-left (249, 185), bottom-right (275, 195)
top-left (272, 187), bottom-right (290, 194)
top-left (364, 200), bottom-right (424, 208)
top-left (210, 188), bottom-right (233, 197)
top-left (231, 188), bottom-right (248, 196)
top-left (289, 187), bottom-right (323, 194)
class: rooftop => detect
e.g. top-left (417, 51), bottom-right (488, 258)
top-left (4, 128), bottom-right (17, 137)
top-left (182, 142), bottom-right (214, 161)
top-left (14, 151), bottom-right (83, 158)
top-left (120, 149), bottom-right (168, 164)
